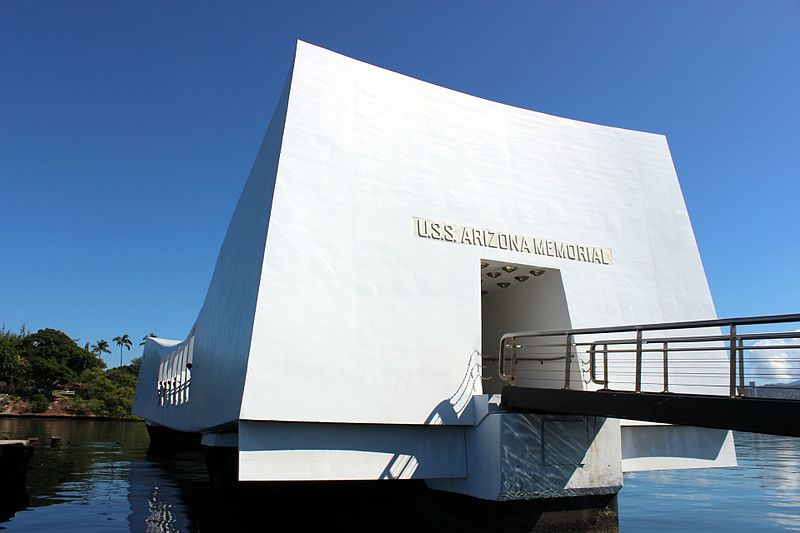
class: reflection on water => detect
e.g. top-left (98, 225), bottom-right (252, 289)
top-left (620, 432), bottom-right (800, 532)
top-left (0, 419), bottom-right (148, 531)
top-left (1, 418), bottom-right (799, 532)
top-left (0, 418), bottom-right (616, 532)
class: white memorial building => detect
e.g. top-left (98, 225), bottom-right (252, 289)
top-left (133, 41), bottom-right (735, 502)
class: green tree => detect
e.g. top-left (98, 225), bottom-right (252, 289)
top-left (25, 355), bottom-right (70, 395)
top-left (139, 333), bottom-right (157, 346)
top-left (0, 335), bottom-right (23, 391)
top-left (73, 369), bottom-right (127, 417)
top-left (91, 339), bottom-right (111, 360)
top-left (73, 358), bottom-right (142, 418)
top-left (112, 334), bottom-right (132, 367)
top-left (19, 328), bottom-right (103, 395)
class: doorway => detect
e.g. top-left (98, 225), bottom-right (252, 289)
top-left (480, 260), bottom-right (573, 394)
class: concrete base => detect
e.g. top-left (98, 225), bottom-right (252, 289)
top-left (200, 445), bottom-right (619, 532)
top-left (237, 420), bottom-right (466, 481)
top-left (145, 421), bottom-right (202, 453)
top-left (433, 491), bottom-right (618, 533)
top-left (0, 440), bottom-right (34, 489)
top-left (203, 444), bottom-right (238, 485)
top-left (0, 440), bottom-right (34, 521)
top-left (429, 398), bottom-right (623, 501)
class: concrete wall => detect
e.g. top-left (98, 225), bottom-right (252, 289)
top-left (238, 420), bottom-right (467, 481)
top-left (621, 421), bottom-right (736, 472)
top-left (427, 395), bottom-right (623, 500)
top-left (239, 41), bottom-right (719, 427)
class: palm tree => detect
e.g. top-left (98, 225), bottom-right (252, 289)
top-left (112, 334), bottom-right (132, 367)
top-left (139, 332), bottom-right (157, 346)
top-left (91, 339), bottom-right (111, 360)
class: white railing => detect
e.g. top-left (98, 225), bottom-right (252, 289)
top-left (156, 334), bottom-right (194, 407)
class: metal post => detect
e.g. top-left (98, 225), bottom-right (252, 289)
top-left (563, 333), bottom-right (573, 390)
top-left (729, 325), bottom-right (737, 398)
top-left (510, 338), bottom-right (517, 385)
top-left (738, 338), bottom-right (745, 397)
top-left (498, 339), bottom-right (506, 381)
top-left (662, 341), bottom-right (669, 393)
top-left (603, 343), bottom-right (609, 390)
top-left (635, 330), bottom-right (643, 393)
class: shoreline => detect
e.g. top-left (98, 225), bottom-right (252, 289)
top-left (0, 413), bottom-right (140, 422)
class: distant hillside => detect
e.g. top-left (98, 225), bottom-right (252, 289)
top-left (763, 379), bottom-right (800, 388)
top-left (747, 379), bottom-right (800, 400)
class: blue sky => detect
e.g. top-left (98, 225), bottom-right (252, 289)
top-left (1, 1), bottom-right (798, 366)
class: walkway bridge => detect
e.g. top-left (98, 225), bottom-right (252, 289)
top-left (498, 314), bottom-right (800, 437)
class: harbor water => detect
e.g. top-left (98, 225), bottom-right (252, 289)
top-left (1, 418), bottom-right (798, 532)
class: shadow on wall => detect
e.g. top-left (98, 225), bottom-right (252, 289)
top-left (499, 415), bottom-right (613, 500)
top-left (378, 350), bottom-right (483, 480)
top-left (235, 348), bottom-right (609, 499)
top-left (429, 349), bottom-right (483, 425)
top-left (621, 425), bottom-right (729, 461)
top-left (337, 351), bottom-right (607, 494)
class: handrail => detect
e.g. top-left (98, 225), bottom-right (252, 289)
top-left (500, 313), bottom-right (800, 341)
top-left (497, 313), bottom-right (800, 398)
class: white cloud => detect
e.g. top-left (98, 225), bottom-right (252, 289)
top-left (744, 331), bottom-right (800, 386)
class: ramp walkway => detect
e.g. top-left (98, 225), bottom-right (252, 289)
top-left (497, 314), bottom-right (800, 437)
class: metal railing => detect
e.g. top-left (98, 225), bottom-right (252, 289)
top-left (497, 313), bottom-right (800, 398)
